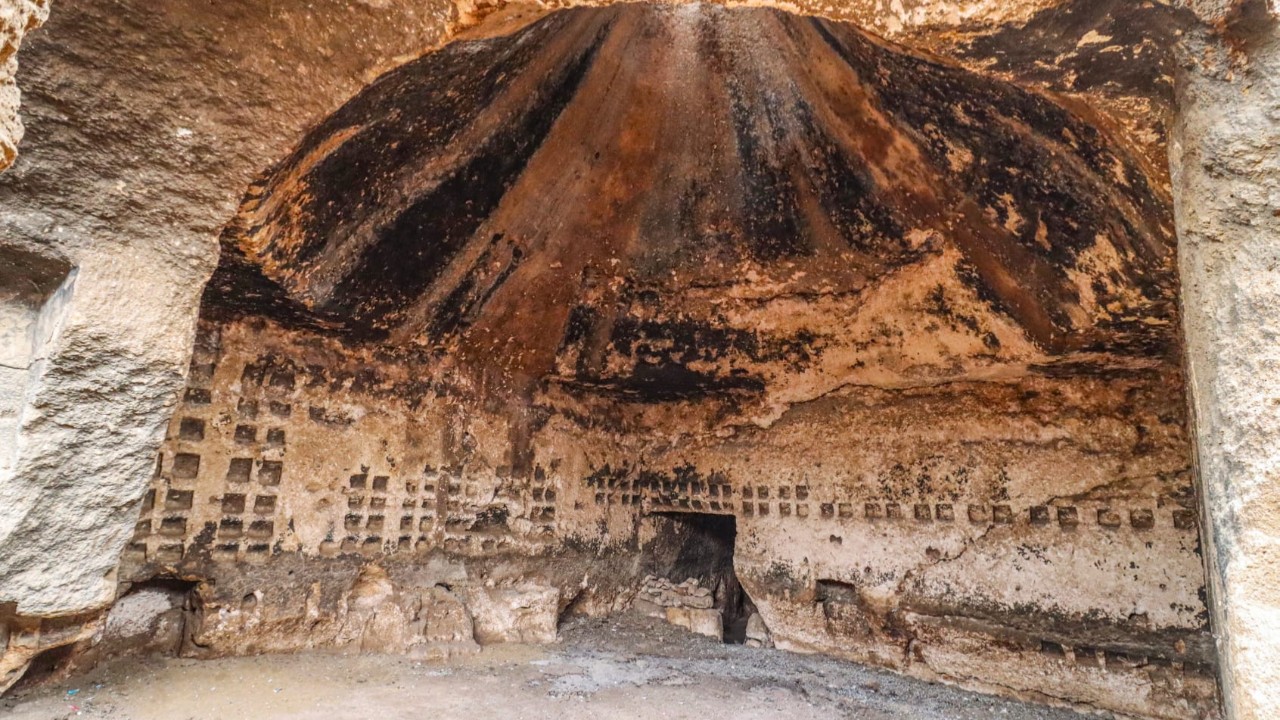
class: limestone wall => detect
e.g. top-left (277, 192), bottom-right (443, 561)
top-left (0, 0), bottom-right (47, 170)
top-left (1, 1), bottom-right (1270, 719)
top-left (118, 319), bottom-right (640, 656)
top-left (1173, 5), bottom-right (1280, 719)
top-left (112, 310), bottom-right (1217, 718)
top-left (0, 0), bottom-right (455, 692)
top-left (639, 375), bottom-right (1215, 717)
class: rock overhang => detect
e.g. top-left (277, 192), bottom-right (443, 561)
top-left (204, 2), bottom-right (1186, 413)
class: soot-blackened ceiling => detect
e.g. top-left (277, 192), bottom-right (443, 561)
top-left (204, 3), bottom-right (1179, 400)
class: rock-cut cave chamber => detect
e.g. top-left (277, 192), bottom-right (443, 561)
top-left (4, 1), bottom-right (1279, 719)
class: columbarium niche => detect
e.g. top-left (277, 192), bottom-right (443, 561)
top-left (113, 4), bottom-right (1213, 718)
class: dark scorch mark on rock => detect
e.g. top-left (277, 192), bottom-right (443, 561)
top-left (204, 3), bottom-right (1179, 398)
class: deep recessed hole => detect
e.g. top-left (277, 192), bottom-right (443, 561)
top-left (258, 461), bottom-right (283, 486)
top-left (183, 388), bottom-right (211, 405)
top-left (218, 517), bottom-right (244, 539)
top-left (188, 362), bottom-right (215, 385)
top-left (226, 458), bottom-right (252, 483)
top-left (221, 493), bottom-right (246, 514)
top-left (177, 417), bottom-right (205, 442)
top-left (155, 544), bottom-right (184, 562)
top-left (237, 399), bottom-right (259, 419)
top-left (247, 520), bottom-right (274, 539)
top-left (268, 370), bottom-right (296, 390)
top-left (164, 489), bottom-right (194, 511)
top-left (643, 512), bottom-right (755, 644)
top-left (233, 425), bottom-right (257, 444)
top-left (159, 517), bottom-right (188, 536)
top-left (7, 643), bottom-right (78, 692)
top-left (171, 453), bottom-right (201, 479)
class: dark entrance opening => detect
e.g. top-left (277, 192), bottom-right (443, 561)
top-left (643, 512), bottom-right (756, 643)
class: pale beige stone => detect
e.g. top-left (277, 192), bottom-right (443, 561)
top-left (0, 0), bottom-right (48, 170)
top-left (0, 3), bottom-right (1276, 720)
top-left (1173, 15), bottom-right (1280, 720)
top-left (665, 607), bottom-right (724, 642)
top-left (745, 613), bottom-right (771, 648)
top-left (468, 585), bottom-right (560, 644)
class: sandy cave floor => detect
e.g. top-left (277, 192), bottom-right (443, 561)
top-left (2, 615), bottom-right (1089, 720)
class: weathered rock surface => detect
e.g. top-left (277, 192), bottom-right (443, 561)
top-left (745, 612), bottom-right (772, 648)
top-left (468, 585), bottom-right (560, 644)
top-left (637, 577), bottom-right (715, 611)
top-left (98, 6), bottom-right (1219, 718)
top-left (0, 614), bottom-right (1114, 720)
top-left (0, 608), bottom-right (99, 692)
top-left (0, 0), bottom-right (453, 692)
top-left (1173, 7), bottom-right (1280, 720)
top-left (0, 0), bottom-right (47, 170)
top-left (99, 586), bottom-right (186, 652)
top-left (665, 607), bottom-right (724, 641)
top-left (4, 1), bottom-right (1273, 719)
top-left (212, 2), bottom-right (1179, 389)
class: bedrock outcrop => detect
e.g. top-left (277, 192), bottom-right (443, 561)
top-left (0, 0), bottom-right (47, 170)
top-left (2, 2), bottom-right (1267, 719)
top-left (97, 5), bottom-right (1218, 718)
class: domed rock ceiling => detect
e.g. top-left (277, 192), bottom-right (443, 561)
top-left (120, 4), bottom-right (1216, 719)
top-left (206, 2), bottom-right (1176, 407)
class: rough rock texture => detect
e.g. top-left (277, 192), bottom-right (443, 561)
top-left (0, 0), bottom-right (47, 170)
top-left (635, 576), bottom-right (728, 640)
top-left (104, 5), bottom-right (1220, 718)
top-left (98, 586), bottom-right (186, 654)
top-left (1172, 6), bottom-right (1280, 720)
top-left (468, 585), bottom-right (560, 643)
top-left (115, 309), bottom-right (1217, 716)
top-left (0, 609), bottom-right (99, 691)
top-left (0, 0), bottom-right (453, 693)
top-left (635, 577), bottom-right (716, 614)
top-left (0, 242), bottom-right (71, 476)
top-left (455, 0), bottom-right (1070, 38)
top-left (3, 0), bottom-right (1271, 718)
top-left (210, 3), bottom-right (1179, 370)
top-left (665, 607), bottom-right (724, 641)
top-left (745, 612), bottom-right (772, 647)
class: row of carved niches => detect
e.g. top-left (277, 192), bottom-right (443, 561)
top-left (591, 468), bottom-right (1196, 530)
top-left (124, 321), bottom-right (574, 566)
top-left (125, 320), bottom-right (1198, 579)
top-left (116, 315), bottom-right (1212, 718)
top-left (130, 397), bottom-right (1197, 564)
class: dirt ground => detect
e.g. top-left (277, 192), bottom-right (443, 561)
top-left (2, 615), bottom-right (1090, 720)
